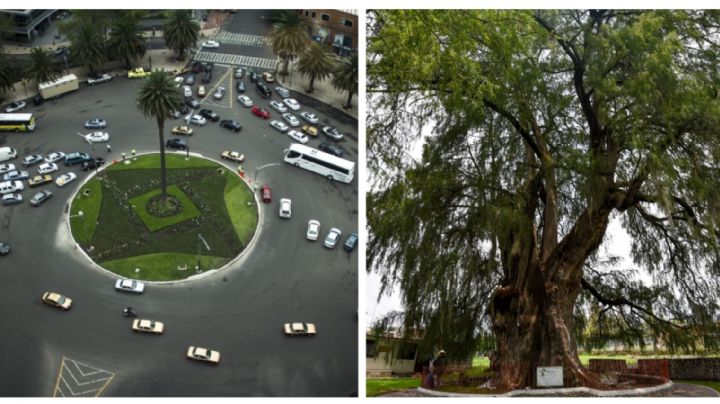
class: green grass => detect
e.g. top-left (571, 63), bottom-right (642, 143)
top-left (472, 356), bottom-right (491, 370)
top-left (366, 377), bottom-right (420, 397)
top-left (129, 184), bottom-right (200, 232)
top-left (101, 253), bottom-right (227, 281)
top-left (675, 379), bottom-right (720, 393)
top-left (69, 178), bottom-right (102, 244)
top-left (224, 171), bottom-right (257, 244)
top-left (107, 153), bottom-right (217, 171)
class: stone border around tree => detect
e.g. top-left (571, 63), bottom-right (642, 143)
top-left (416, 380), bottom-right (674, 397)
top-left (64, 151), bottom-right (263, 285)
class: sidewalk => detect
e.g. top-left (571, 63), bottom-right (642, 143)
top-left (276, 61), bottom-right (358, 119)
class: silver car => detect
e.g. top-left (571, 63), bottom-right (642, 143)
top-left (275, 86), bottom-right (290, 99)
top-left (282, 113), bottom-right (300, 127)
top-left (270, 120), bottom-right (289, 133)
top-left (323, 228), bottom-right (342, 249)
top-left (300, 111), bottom-right (319, 124)
top-left (115, 279), bottom-right (145, 294)
top-left (213, 86), bottom-right (226, 100)
top-left (270, 100), bottom-right (287, 113)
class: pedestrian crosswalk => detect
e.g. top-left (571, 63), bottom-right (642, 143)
top-left (195, 51), bottom-right (278, 71)
top-left (215, 32), bottom-right (271, 47)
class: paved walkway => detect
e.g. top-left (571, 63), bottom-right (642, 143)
top-left (379, 383), bottom-right (720, 397)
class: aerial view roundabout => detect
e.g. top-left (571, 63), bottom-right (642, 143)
top-left (0, 64), bottom-right (358, 396)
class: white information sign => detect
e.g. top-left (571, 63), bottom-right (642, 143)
top-left (536, 366), bottom-right (564, 387)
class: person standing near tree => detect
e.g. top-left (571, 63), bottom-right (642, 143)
top-left (432, 350), bottom-right (448, 387)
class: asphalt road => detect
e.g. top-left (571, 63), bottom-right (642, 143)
top-left (0, 66), bottom-right (358, 396)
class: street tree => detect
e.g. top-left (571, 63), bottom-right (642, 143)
top-left (108, 13), bottom-right (147, 69)
top-left (24, 47), bottom-right (63, 86)
top-left (0, 52), bottom-right (15, 98)
top-left (367, 10), bottom-right (720, 390)
top-left (269, 11), bottom-right (310, 78)
top-left (136, 71), bottom-right (182, 200)
top-left (332, 51), bottom-right (358, 109)
top-left (163, 10), bottom-right (200, 61)
top-left (67, 20), bottom-right (108, 75)
top-left (297, 42), bottom-right (335, 93)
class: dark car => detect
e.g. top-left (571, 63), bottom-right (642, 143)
top-left (205, 62), bottom-right (214, 72)
top-left (343, 233), bottom-right (358, 252)
top-left (64, 152), bottom-right (92, 166)
top-left (184, 74), bottom-right (195, 85)
top-left (81, 158), bottom-right (105, 171)
top-left (261, 184), bottom-right (271, 203)
top-left (32, 94), bottom-right (44, 106)
top-left (220, 120), bottom-right (242, 132)
top-left (202, 70), bottom-right (212, 84)
top-left (191, 61), bottom-right (204, 73)
top-left (256, 82), bottom-right (271, 99)
top-left (318, 142), bottom-right (345, 157)
top-left (30, 190), bottom-right (53, 207)
top-left (236, 81), bottom-right (245, 92)
top-left (185, 98), bottom-right (200, 109)
top-left (199, 109), bottom-right (219, 122)
top-left (178, 103), bottom-right (190, 114)
top-left (0, 242), bottom-right (9, 256)
top-left (166, 138), bottom-right (188, 150)
top-left (249, 71), bottom-right (258, 83)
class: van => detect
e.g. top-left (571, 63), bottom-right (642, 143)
top-left (0, 147), bottom-right (18, 163)
top-left (64, 152), bottom-right (92, 166)
top-left (256, 82), bottom-right (271, 99)
top-left (0, 180), bottom-right (24, 194)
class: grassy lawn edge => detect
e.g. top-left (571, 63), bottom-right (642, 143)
top-left (366, 377), bottom-right (420, 397)
top-left (224, 172), bottom-right (257, 245)
top-left (101, 252), bottom-right (227, 281)
top-left (69, 178), bottom-right (102, 244)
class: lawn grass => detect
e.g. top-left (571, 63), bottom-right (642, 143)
top-left (366, 377), bottom-right (420, 397)
top-left (675, 379), bottom-right (720, 393)
top-left (224, 170), bottom-right (257, 245)
top-left (69, 178), bottom-right (102, 245)
top-left (107, 153), bottom-right (217, 171)
top-left (101, 252), bottom-right (227, 281)
top-left (129, 184), bottom-right (200, 232)
top-left (472, 356), bottom-right (491, 370)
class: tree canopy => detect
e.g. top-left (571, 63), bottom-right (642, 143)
top-left (367, 9), bottom-right (720, 387)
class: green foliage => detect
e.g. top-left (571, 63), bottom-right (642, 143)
top-left (332, 51), bottom-right (358, 108)
top-left (366, 377), bottom-right (420, 397)
top-left (367, 10), bottom-right (720, 360)
top-left (0, 52), bottom-right (15, 97)
top-left (108, 154), bottom-right (216, 171)
top-left (67, 19), bottom-right (108, 74)
top-left (269, 11), bottom-right (310, 76)
top-left (101, 253), bottom-right (227, 281)
top-left (224, 172), bottom-right (258, 246)
top-left (108, 13), bottom-right (147, 68)
top-left (129, 184), bottom-right (201, 232)
top-left (69, 178), bottom-right (103, 245)
top-left (163, 10), bottom-right (200, 61)
top-left (24, 47), bottom-right (63, 86)
top-left (297, 42), bottom-right (336, 92)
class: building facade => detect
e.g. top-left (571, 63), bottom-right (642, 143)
top-left (0, 9), bottom-right (58, 42)
top-left (297, 9), bottom-right (357, 56)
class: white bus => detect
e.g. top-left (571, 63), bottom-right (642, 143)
top-left (0, 113), bottom-right (36, 132)
top-left (283, 144), bottom-right (355, 183)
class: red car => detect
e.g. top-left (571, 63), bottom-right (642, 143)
top-left (261, 184), bottom-right (271, 203)
top-left (252, 106), bottom-right (270, 120)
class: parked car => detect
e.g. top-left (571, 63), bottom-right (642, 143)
top-left (0, 180), bottom-right (24, 194)
top-left (4, 101), bottom-right (26, 113)
top-left (185, 114), bottom-right (207, 126)
top-left (213, 86), bottom-right (226, 100)
top-left (282, 112), bottom-right (300, 127)
top-left (55, 172), bottom-right (77, 187)
top-left (236, 81), bottom-right (246, 93)
top-left (23, 154), bottom-right (44, 167)
top-left (127, 68), bottom-right (150, 78)
top-left (322, 126), bottom-right (344, 141)
top-left (84, 118), bottom-right (107, 129)
top-left (115, 279), bottom-right (145, 294)
top-left (306, 220), bottom-right (320, 241)
top-left (221, 150), bottom-right (244, 163)
top-left (1, 193), bottom-right (22, 205)
top-left (132, 319), bottom-right (164, 334)
top-left (261, 184), bottom-right (271, 203)
top-left (275, 86), bottom-right (290, 99)
top-left (283, 98), bottom-right (300, 111)
top-left (197, 85), bottom-right (207, 98)
top-left (3, 170), bottom-right (29, 181)
top-left (302, 125), bottom-right (318, 137)
top-left (202, 40), bottom-right (220, 48)
top-left (279, 198), bottom-right (292, 218)
top-left (256, 82), bottom-right (271, 98)
top-left (262, 72), bottom-right (275, 83)
top-left (45, 152), bottom-right (66, 163)
top-left (87, 72), bottom-right (113, 86)
top-left (324, 228), bottom-right (342, 248)
top-left (187, 346), bottom-right (221, 364)
top-left (173, 77), bottom-right (184, 88)
top-left (166, 138), bottom-right (188, 150)
top-left (237, 95), bottom-right (252, 107)
top-left (270, 120), bottom-right (289, 133)
top-left (184, 74), bottom-right (195, 85)
top-left (183, 85), bottom-right (193, 98)
top-left (84, 131), bottom-right (110, 143)
top-left (199, 109), bottom-right (219, 122)
top-left (220, 120), bottom-right (242, 132)
top-left (344, 233), bottom-right (358, 252)
top-left (42, 292), bottom-right (72, 310)
top-left (191, 61), bottom-right (204, 73)
top-left (30, 190), bottom-right (53, 206)
top-left (300, 111), bottom-right (319, 124)
top-left (287, 130), bottom-right (308, 144)
top-left (185, 98), bottom-right (200, 109)
top-left (284, 322), bottom-right (316, 336)
top-left (251, 106), bottom-right (270, 119)
top-left (270, 100), bottom-right (287, 113)
top-left (37, 162), bottom-right (58, 174)
top-left (81, 158), bottom-right (105, 171)
top-left (234, 67), bottom-right (244, 79)
top-left (319, 142), bottom-right (345, 157)
top-left (249, 71), bottom-right (258, 83)
top-left (172, 126), bottom-right (194, 136)
top-left (0, 164), bottom-right (16, 174)
top-left (202, 70), bottom-right (212, 83)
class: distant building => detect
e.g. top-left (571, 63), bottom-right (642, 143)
top-left (366, 330), bottom-right (420, 377)
top-left (297, 9), bottom-right (357, 56)
top-left (0, 9), bottom-right (58, 42)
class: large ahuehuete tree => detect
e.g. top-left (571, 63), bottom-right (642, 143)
top-left (367, 10), bottom-right (720, 390)
top-left (24, 47), bottom-right (63, 86)
top-left (136, 71), bottom-right (182, 200)
top-left (269, 10), bottom-right (310, 78)
top-left (163, 10), bottom-right (200, 61)
top-left (331, 51), bottom-right (358, 110)
top-left (297, 42), bottom-right (336, 93)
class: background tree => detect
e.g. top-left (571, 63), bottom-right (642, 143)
top-left (24, 47), bottom-right (63, 86)
top-left (108, 13), bottom-right (147, 68)
top-left (67, 20), bottom-right (107, 75)
top-left (269, 11), bottom-right (310, 78)
top-left (0, 52), bottom-right (15, 98)
top-left (136, 71), bottom-right (182, 200)
top-left (367, 9), bottom-right (720, 390)
top-left (163, 10), bottom-right (200, 61)
top-left (297, 42), bottom-right (335, 93)
top-left (331, 51), bottom-right (357, 109)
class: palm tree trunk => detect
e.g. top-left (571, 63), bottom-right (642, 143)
top-left (282, 57), bottom-right (290, 76)
top-left (157, 117), bottom-right (167, 199)
top-left (344, 88), bottom-right (353, 109)
top-left (307, 74), bottom-right (316, 93)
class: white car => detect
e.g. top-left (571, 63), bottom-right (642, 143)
top-left (0, 163), bottom-right (16, 174)
top-left (202, 40), bottom-right (220, 48)
top-left (45, 152), bottom-right (66, 163)
top-left (183, 85), bottom-right (192, 98)
top-left (84, 118), bottom-right (107, 129)
top-left (174, 77), bottom-right (185, 88)
top-left (282, 113), bottom-right (300, 127)
top-left (85, 131), bottom-right (110, 143)
top-left (132, 319), bottom-right (164, 334)
top-left (324, 227), bottom-right (342, 248)
top-left (185, 114), bottom-right (207, 126)
top-left (306, 220), bottom-right (320, 241)
top-left (37, 162), bottom-right (58, 174)
top-left (213, 86), bottom-right (226, 100)
top-left (300, 111), bottom-right (319, 124)
top-left (287, 130), bottom-right (308, 144)
top-left (0, 180), bottom-right (23, 194)
top-left (115, 279), bottom-right (145, 294)
top-left (269, 100), bottom-right (287, 113)
top-left (4, 101), bottom-right (26, 113)
top-left (282, 98), bottom-right (300, 111)
top-left (55, 172), bottom-right (77, 187)
top-left (187, 346), bottom-right (221, 364)
top-left (270, 120), bottom-right (289, 133)
top-left (279, 198), bottom-right (291, 218)
top-left (284, 322), bottom-right (316, 336)
top-left (237, 95), bottom-right (253, 107)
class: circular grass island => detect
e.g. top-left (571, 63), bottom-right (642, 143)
top-left (68, 153), bottom-right (258, 281)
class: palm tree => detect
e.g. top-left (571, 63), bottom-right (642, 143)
top-left (297, 42), bottom-right (335, 93)
top-left (136, 71), bottom-right (182, 200)
top-left (68, 20), bottom-right (107, 75)
top-left (0, 52), bottom-right (15, 98)
top-left (108, 14), bottom-right (146, 68)
top-left (331, 51), bottom-right (358, 109)
top-left (269, 11), bottom-right (310, 78)
top-left (163, 10), bottom-right (200, 61)
top-left (24, 47), bottom-right (63, 86)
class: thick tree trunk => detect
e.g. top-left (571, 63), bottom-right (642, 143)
top-left (306, 75), bottom-right (316, 93)
top-left (157, 118), bottom-right (167, 199)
